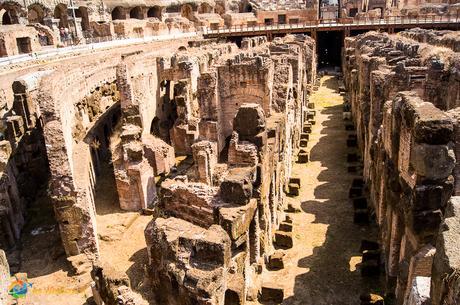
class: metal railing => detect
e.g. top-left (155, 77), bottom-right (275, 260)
top-left (203, 14), bottom-right (460, 35)
top-left (0, 32), bottom-right (197, 66)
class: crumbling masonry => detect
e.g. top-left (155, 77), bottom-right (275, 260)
top-left (0, 34), bottom-right (316, 304)
top-left (343, 29), bottom-right (460, 305)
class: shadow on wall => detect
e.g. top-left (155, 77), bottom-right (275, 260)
top-left (282, 102), bottom-right (386, 304)
top-left (126, 247), bottom-right (156, 302)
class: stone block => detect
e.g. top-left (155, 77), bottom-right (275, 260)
top-left (260, 286), bottom-right (284, 303)
top-left (303, 124), bottom-right (312, 133)
top-left (279, 222), bottom-right (293, 232)
top-left (299, 139), bottom-right (309, 148)
top-left (124, 142), bottom-right (143, 162)
top-left (289, 177), bottom-right (301, 187)
top-left (307, 102), bottom-right (315, 109)
top-left (287, 183), bottom-right (299, 196)
top-left (218, 199), bottom-right (257, 241)
top-left (411, 143), bottom-right (455, 180)
top-left (298, 151), bottom-right (309, 163)
top-left (285, 203), bottom-right (301, 213)
top-left (161, 179), bottom-right (218, 227)
top-left (343, 112), bottom-right (352, 120)
top-left (300, 133), bottom-right (310, 141)
top-left (431, 197), bottom-right (460, 305)
top-left (267, 251), bottom-right (285, 271)
top-left (220, 167), bottom-right (255, 205)
top-left (404, 276), bottom-right (431, 305)
top-left (274, 231), bottom-right (293, 249)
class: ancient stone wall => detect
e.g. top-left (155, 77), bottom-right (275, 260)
top-left (343, 29), bottom-right (460, 305)
top-left (143, 34), bottom-right (317, 305)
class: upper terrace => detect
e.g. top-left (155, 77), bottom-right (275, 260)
top-left (1, 0), bottom-right (460, 60)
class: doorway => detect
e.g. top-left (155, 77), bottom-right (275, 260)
top-left (317, 31), bottom-right (343, 68)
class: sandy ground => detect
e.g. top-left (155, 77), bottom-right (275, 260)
top-left (254, 75), bottom-right (384, 305)
top-left (95, 164), bottom-right (155, 303)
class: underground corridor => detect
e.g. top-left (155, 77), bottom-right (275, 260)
top-left (253, 73), bottom-right (386, 305)
top-left (3, 24), bottom-right (459, 305)
top-left (316, 31), bottom-right (343, 68)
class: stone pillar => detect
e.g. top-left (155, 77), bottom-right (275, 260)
top-left (43, 119), bottom-right (99, 256)
top-left (191, 140), bottom-right (217, 185)
top-left (115, 61), bottom-right (157, 211)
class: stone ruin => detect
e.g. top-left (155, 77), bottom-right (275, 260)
top-left (0, 33), bottom-right (316, 305)
top-left (142, 34), bottom-right (317, 304)
top-left (342, 29), bottom-right (460, 305)
top-left (2, 3), bottom-right (460, 302)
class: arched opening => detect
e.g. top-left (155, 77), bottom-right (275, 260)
top-left (150, 117), bottom-right (161, 137)
top-left (111, 7), bottom-right (125, 20)
top-left (0, 4), bottom-right (21, 25)
top-left (53, 3), bottom-right (68, 28)
top-left (129, 6), bottom-right (144, 19)
top-left (180, 4), bottom-right (194, 20)
top-left (147, 6), bottom-right (162, 19)
top-left (1, 10), bottom-right (12, 24)
top-left (198, 3), bottom-right (213, 13)
top-left (224, 290), bottom-right (241, 305)
top-left (28, 4), bottom-right (47, 24)
top-left (243, 3), bottom-right (253, 12)
top-left (75, 6), bottom-right (89, 31)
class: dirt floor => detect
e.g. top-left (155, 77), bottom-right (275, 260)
top-left (95, 163), bottom-right (155, 303)
top-left (5, 190), bottom-right (93, 305)
top-left (5, 162), bottom-right (155, 305)
top-left (254, 74), bottom-right (385, 305)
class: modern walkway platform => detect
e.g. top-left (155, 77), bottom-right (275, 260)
top-left (203, 15), bottom-right (460, 38)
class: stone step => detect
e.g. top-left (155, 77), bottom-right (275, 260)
top-left (274, 231), bottom-right (293, 249)
top-left (260, 286), bottom-right (284, 303)
top-left (267, 251), bottom-right (285, 271)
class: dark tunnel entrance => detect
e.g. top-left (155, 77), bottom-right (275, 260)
top-left (317, 31), bottom-right (343, 68)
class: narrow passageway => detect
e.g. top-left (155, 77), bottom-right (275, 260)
top-left (259, 75), bottom-right (384, 304)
